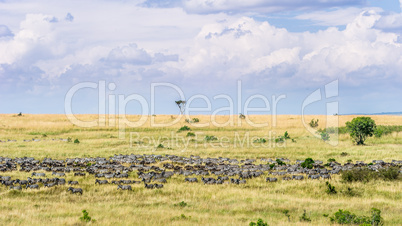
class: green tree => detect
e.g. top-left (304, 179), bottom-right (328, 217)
top-left (346, 117), bottom-right (376, 145)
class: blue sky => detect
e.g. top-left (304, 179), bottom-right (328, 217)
top-left (0, 0), bottom-right (401, 115)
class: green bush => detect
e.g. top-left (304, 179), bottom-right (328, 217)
top-left (275, 136), bottom-right (284, 143)
top-left (309, 119), bottom-right (319, 128)
top-left (74, 139), bottom-right (80, 144)
top-left (80, 210), bottom-right (92, 223)
top-left (284, 131), bottom-right (290, 139)
top-left (192, 118), bottom-right (200, 123)
top-left (157, 144), bottom-right (164, 149)
top-left (299, 210), bottom-right (311, 222)
top-left (177, 126), bottom-right (191, 132)
top-left (327, 158), bottom-right (336, 163)
top-left (341, 167), bottom-right (400, 183)
top-left (325, 181), bottom-right (337, 194)
top-left (204, 135), bottom-right (218, 141)
top-left (341, 152), bottom-right (348, 156)
top-left (276, 159), bottom-right (286, 166)
top-left (378, 167), bottom-right (400, 180)
top-left (186, 132), bottom-right (195, 137)
top-left (282, 209), bottom-right (291, 222)
top-left (346, 117), bottom-right (376, 145)
top-left (374, 128), bottom-right (383, 138)
top-left (253, 138), bottom-right (267, 143)
top-left (329, 208), bottom-right (383, 225)
top-left (174, 201), bottom-right (188, 207)
top-left (239, 113), bottom-right (246, 119)
top-left (249, 218), bottom-right (268, 226)
top-left (171, 214), bottom-right (191, 221)
top-left (301, 158), bottom-right (314, 169)
top-left (320, 132), bottom-right (330, 141)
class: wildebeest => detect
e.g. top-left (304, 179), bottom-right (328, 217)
top-left (95, 179), bottom-right (108, 185)
top-left (74, 172), bottom-right (86, 176)
top-left (117, 185), bottom-right (132, 190)
top-left (185, 178), bottom-right (198, 183)
top-left (32, 172), bottom-right (46, 177)
top-left (308, 175), bottom-right (320, 180)
top-left (68, 187), bottom-right (83, 195)
top-left (9, 185), bottom-right (22, 190)
top-left (26, 184), bottom-right (39, 189)
top-left (52, 172), bottom-right (65, 177)
top-left (266, 177), bottom-right (278, 182)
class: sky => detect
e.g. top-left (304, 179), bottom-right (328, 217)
top-left (0, 0), bottom-right (402, 115)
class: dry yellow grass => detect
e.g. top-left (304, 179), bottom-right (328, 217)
top-left (0, 114), bottom-right (401, 225)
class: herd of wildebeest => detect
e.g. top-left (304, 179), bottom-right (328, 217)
top-left (0, 154), bottom-right (401, 194)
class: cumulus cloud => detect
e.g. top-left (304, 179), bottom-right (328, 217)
top-left (182, 11), bottom-right (402, 87)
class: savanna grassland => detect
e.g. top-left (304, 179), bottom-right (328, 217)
top-left (0, 114), bottom-right (401, 225)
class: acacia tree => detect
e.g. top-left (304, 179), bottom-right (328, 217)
top-left (175, 100), bottom-right (186, 115)
top-left (346, 117), bottom-right (376, 145)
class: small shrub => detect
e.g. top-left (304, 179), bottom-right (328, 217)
top-left (374, 128), bottom-right (383, 138)
top-left (291, 138), bottom-right (296, 143)
top-left (204, 135), bottom-right (218, 141)
top-left (301, 158), bottom-right (314, 169)
top-left (309, 119), bottom-right (319, 128)
top-left (327, 158), bottom-right (336, 163)
top-left (347, 159), bottom-right (353, 163)
top-left (329, 208), bottom-right (383, 225)
top-left (171, 214), bottom-right (191, 221)
top-left (253, 138), bottom-right (267, 143)
top-left (174, 201), bottom-right (188, 207)
top-left (299, 210), bottom-right (311, 222)
top-left (340, 167), bottom-right (400, 183)
top-left (325, 181), bottom-right (337, 194)
top-left (320, 132), bottom-right (330, 141)
top-left (276, 159), bottom-right (285, 166)
top-left (74, 139), bottom-right (80, 144)
top-left (42, 134), bottom-right (47, 138)
top-left (80, 210), bottom-right (92, 223)
top-left (186, 132), bottom-right (195, 137)
top-left (342, 187), bottom-right (359, 197)
top-left (17, 112), bottom-right (23, 116)
top-left (341, 152), bottom-right (349, 156)
top-left (239, 113), bottom-right (246, 119)
top-left (192, 118), bottom-right (200, 123)
top-left (67, 137), bottom-right (72, 143)
top-left (249, 218), bottom-right (268, 226)
top-left (157, 144), bottom-right (164, 149)
top-left (282, 209), bottom-right (291, 222)
top-left (275, 136), bottom-right (284, 143)
top-left (177, 126), bottom-right (191, 132)
top-left (269, 163), bottom-right (275, 169)
top-left (185, 119), bottom-right (191, 123)
top-left (378, 167), bottom-right (400, 181)
top-left (284, 131), bottom-right (290, 139)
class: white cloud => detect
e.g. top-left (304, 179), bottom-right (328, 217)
top-left (181, 11), bottom-right (402, 86)
top-left (295, 7), bottom-right (381, 26)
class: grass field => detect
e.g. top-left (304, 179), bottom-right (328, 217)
top-left (0, 114), bottom-right (401, 225)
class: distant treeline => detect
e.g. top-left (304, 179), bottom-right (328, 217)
top-left (319, 125), bottom-right (402, 135)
